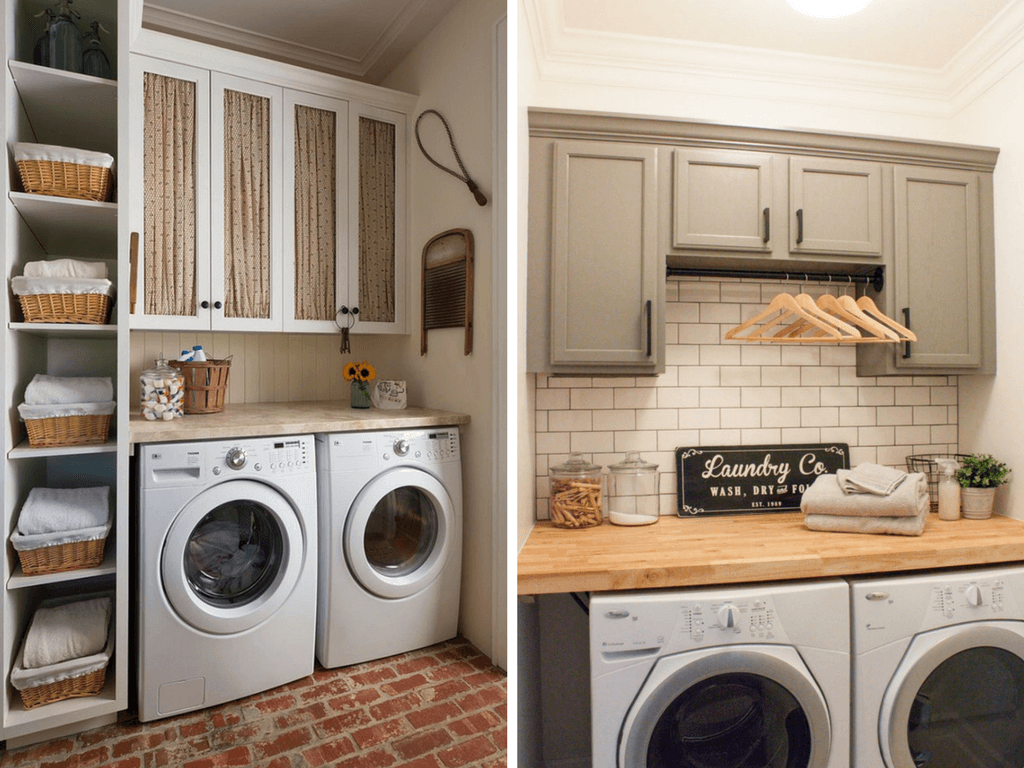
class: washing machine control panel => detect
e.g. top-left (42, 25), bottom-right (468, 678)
top-left (929, 579), bottom-right (1006, 620)
top-left (211, 438), bottom-right (311, 476)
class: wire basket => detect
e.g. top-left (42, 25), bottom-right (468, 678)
top-left (906, 454), bottom-right (970, 513)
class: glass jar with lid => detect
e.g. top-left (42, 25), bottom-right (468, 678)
top-left (140, 358), bottom-right (185, 420)
top-left (548, 453), bottom-right (603, 528)
top-left (607, 451), bottom-right (659, 525)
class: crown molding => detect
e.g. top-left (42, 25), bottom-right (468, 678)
top-left (523, 0), bottom-right (1024, 120)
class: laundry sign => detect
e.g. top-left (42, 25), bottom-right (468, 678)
top-left (676, 443), bottom-right (849, 516)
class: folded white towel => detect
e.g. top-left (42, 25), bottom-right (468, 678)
top-left (11, 142), bottom-right (115, 169)
top-left (12, 276), bottom-right (115, 296)
top-left (24, 375), bottom-right (113, 405)
top-left (801, 473), bottom-right (928, 518)
top-left (18, 401), bottom-right (116, 420)
top-left (23, 259), bottom-right (108, 279)
top-left (837, 463), bottom-right (908, 496)
top-left (11, 625), bottom-right (113, 691)
top-left (16, 487), bottom-right (110, 535)
top-left (804, 507), bottom-right (928, 537)
top-left (22, 597), bottom-right (112, 670)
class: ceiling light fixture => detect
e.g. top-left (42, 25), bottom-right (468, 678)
top-left (786, 0), bottom-right (872, 18)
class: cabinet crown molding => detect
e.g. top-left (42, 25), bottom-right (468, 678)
top-left (529, 108), bottom-right (999, 173)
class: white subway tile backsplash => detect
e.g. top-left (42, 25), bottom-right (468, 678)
top-left (533, 280), bottom-right (959, 518)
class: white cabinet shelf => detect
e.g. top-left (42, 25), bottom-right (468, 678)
top-left (7, 545), bottom-right (116, 590)
top-left (8, 439), bottom-right (117, 460)
top-left (3, 673), bottom-right (118, 740)
top-left (8, 61), bottom-right (117, 157)
top-left (9, 323), bottom-right (117, 339)
top-left (8, 193), bottom-right (117, 255)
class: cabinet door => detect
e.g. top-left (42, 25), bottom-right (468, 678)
top-left (673, 149), bottom-right (773, 252)
top-left (282, 91), bottom-right (349, 333)
top-left (790, 157), bottom-right (882, 256)
top-left (551, 141), bottom-right (659, 367)
top-left (894, 166), bottom-right (982, 368)
top-left (129, 56), bottom-right (211, 331)
top-left (348, 103), bottom-right (407, 335)
top-left (210, 73), bottom-right (284, 332)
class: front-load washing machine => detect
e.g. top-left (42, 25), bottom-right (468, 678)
top-left (314, 428), bottom-right (462, 668)
top-left (591, 579), bottom-right (849, 768)
top-left (137, 435), bottom-right (317, 722)
top-left (849, 565), bottom-right (1024, 768)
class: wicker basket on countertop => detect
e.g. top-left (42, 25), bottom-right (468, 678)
top-left (169, 358), bottom-right (231, 414)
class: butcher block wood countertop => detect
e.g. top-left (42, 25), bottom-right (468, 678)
top-left (129, 400), bottom-right (469, 445)
top-left (517, 513), bottom-right (1024, 595)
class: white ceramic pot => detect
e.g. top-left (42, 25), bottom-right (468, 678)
top-left (960, 487), bottom-right (998, 519)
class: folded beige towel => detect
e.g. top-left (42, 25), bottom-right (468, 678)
top-left (804, 508), bottom-right (927, 536)
top-left (800, 473), bottom-right (928, 518)
top-left (837, 463), bottom-right (907, 496)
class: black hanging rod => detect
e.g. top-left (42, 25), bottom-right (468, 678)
top-left (666, 265), bottom-right (884, 293)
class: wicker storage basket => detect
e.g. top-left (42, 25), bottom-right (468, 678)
top-left (16, 537), bottom-right (107, 576)
top-left (18, 293), bottom-right (111, 324)
top-left (170, 359), bottom-right (231, 414)
top-left (18, 664), bottom-right (108, 710)
top-left (907, 453), bottom-right (971, 513)
top-left (16, 159), bottom-right (113, 202)
top-left (24, 413), bottom-right (112, 447)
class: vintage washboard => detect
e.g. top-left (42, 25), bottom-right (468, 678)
top-left (421, 228), bottom-right (474, 355)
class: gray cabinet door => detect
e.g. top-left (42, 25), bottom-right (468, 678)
top-left (550, 141), bottom-right (659, 367)
top-left (790, 157), bottom-right (882, 256)
top-left (673, 149), bottom-right (773, 252)
top-left (894, 166), bottom-right (982, 368)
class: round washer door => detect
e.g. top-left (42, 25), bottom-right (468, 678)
top-left (344, 466), bottom-right (456, 599)
top-left (620, 645), bottom-right (831, 768)
top-left (162, 479), bottom-right (305, 635)
top-left (880, 621), bottom-right (1024, 768)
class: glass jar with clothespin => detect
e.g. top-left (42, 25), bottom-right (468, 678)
top-left (548, 454), bottom-right (603, 529)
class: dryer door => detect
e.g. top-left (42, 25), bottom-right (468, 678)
top-left (620, 645), bottom-right (831, 768)
top-left (344, 466), bottom-right (457, 599)
top-left (880, 621), bottom-right (1024, 768)
top-left (162, 479), bottom-right (305, 635)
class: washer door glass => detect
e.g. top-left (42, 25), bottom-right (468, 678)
top-left (905, 647), bottom-right (1024, 768)
top-left (185, 501), bottom-right (283, 607)
top-left (363, 486), bottom-right (439, 577)
top-left (646, 673), bottom-right (811, 768)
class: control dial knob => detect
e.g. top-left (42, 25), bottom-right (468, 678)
top-left (226, 447), bottom-right (247, 470)
top-left (966, 584), bottom-right (984, 607)
top-left (394, 438), bottom-right (411, 457)
top-left (718, 604), bottom-right (740, 629)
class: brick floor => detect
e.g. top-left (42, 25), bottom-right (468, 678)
top-left (0, 637), bottom-right (506, 768)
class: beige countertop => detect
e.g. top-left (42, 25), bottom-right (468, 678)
top-left (129, 401), bottom-right (470, 445)
top-left (517, 512), bottom-right (1024, 594)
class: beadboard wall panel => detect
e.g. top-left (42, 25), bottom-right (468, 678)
top-left (130, 331), bottom-right (350, 407)
top-left (533, 278), bottom-right (960, 521)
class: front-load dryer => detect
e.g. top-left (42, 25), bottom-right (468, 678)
top-left (137, 435), bottom-right (317, 722)
top-left (314, 428), bottom-right (462, 668)
top-left (849, 565), bottom-right (1024, 768)
top-left (591, 579), bottom-right (849, 768)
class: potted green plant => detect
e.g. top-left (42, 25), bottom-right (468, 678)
top-left (957, 453), bottom-right (1011, 519)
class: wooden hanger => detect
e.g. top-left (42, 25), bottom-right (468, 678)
top-left (726, 293), bottom-right (860, 342)
top-left (856, 296), bottom-right (917, 341)
top-left (787, 294), bottom-right (899, 342)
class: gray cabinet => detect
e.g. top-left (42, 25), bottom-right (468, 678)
top-left (789, 157), bottom-right (882, 257)
top-left (528, 135), bottom-right (663, 374)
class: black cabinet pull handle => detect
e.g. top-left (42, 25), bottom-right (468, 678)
top-left (902, 308), bottom-right (912, 359)
top-left (214, 300), bottom-right (223, 310)
top-left (763, 208), bottom-right (770, 243)
top-left (200, 300), bottom-right (209, 309)
top-left (796, 208), bottom-right (804, 244)
top-left (645, 300), bottom-right (652, 357)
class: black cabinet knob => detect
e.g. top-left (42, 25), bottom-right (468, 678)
top-left (214, 301), bottom-right (223, 310)
top-left (200, 300), bottom-right (209, 309)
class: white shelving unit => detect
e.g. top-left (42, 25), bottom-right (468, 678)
top-left (2, 0), bottom-right (128, 746)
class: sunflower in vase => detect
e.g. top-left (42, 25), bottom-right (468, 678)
top-left (344, 360), bottom-right (377, 409)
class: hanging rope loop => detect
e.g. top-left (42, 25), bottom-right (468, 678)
top-left (415, 109), bottom-right (487, 206)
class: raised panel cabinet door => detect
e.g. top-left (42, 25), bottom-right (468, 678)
top-left (551, 141), bottom-right (659, 367)
top-left (790, 157), bottom-right (882, 256)
top-left (129, 56), bottom-right (211, 331)
top-left (210, 73), bottom-right (284, 332)
top-left (347, 103), bottom-right (407, 335)
top-left (673, 149), bottom-right (773, 252)
top-left (894, 166), bottom-right (982, 368)
top-left (282, 91), bottom-right (349, 333)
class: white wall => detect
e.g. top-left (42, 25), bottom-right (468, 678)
top-left (953, 65), bottom-right (1024, 520)
top-left (377, 0), bottom-right (505, 662)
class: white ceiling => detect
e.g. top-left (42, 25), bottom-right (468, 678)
top-left (142, 0), bottom-right (462, 84)
top-left (560, 0), bottom-right (1011, 71)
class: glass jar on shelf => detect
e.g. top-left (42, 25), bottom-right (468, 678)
top-left (548, 453), bottom-right (603, 529)
top-left (140, 359), bottom-right (185, 420)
